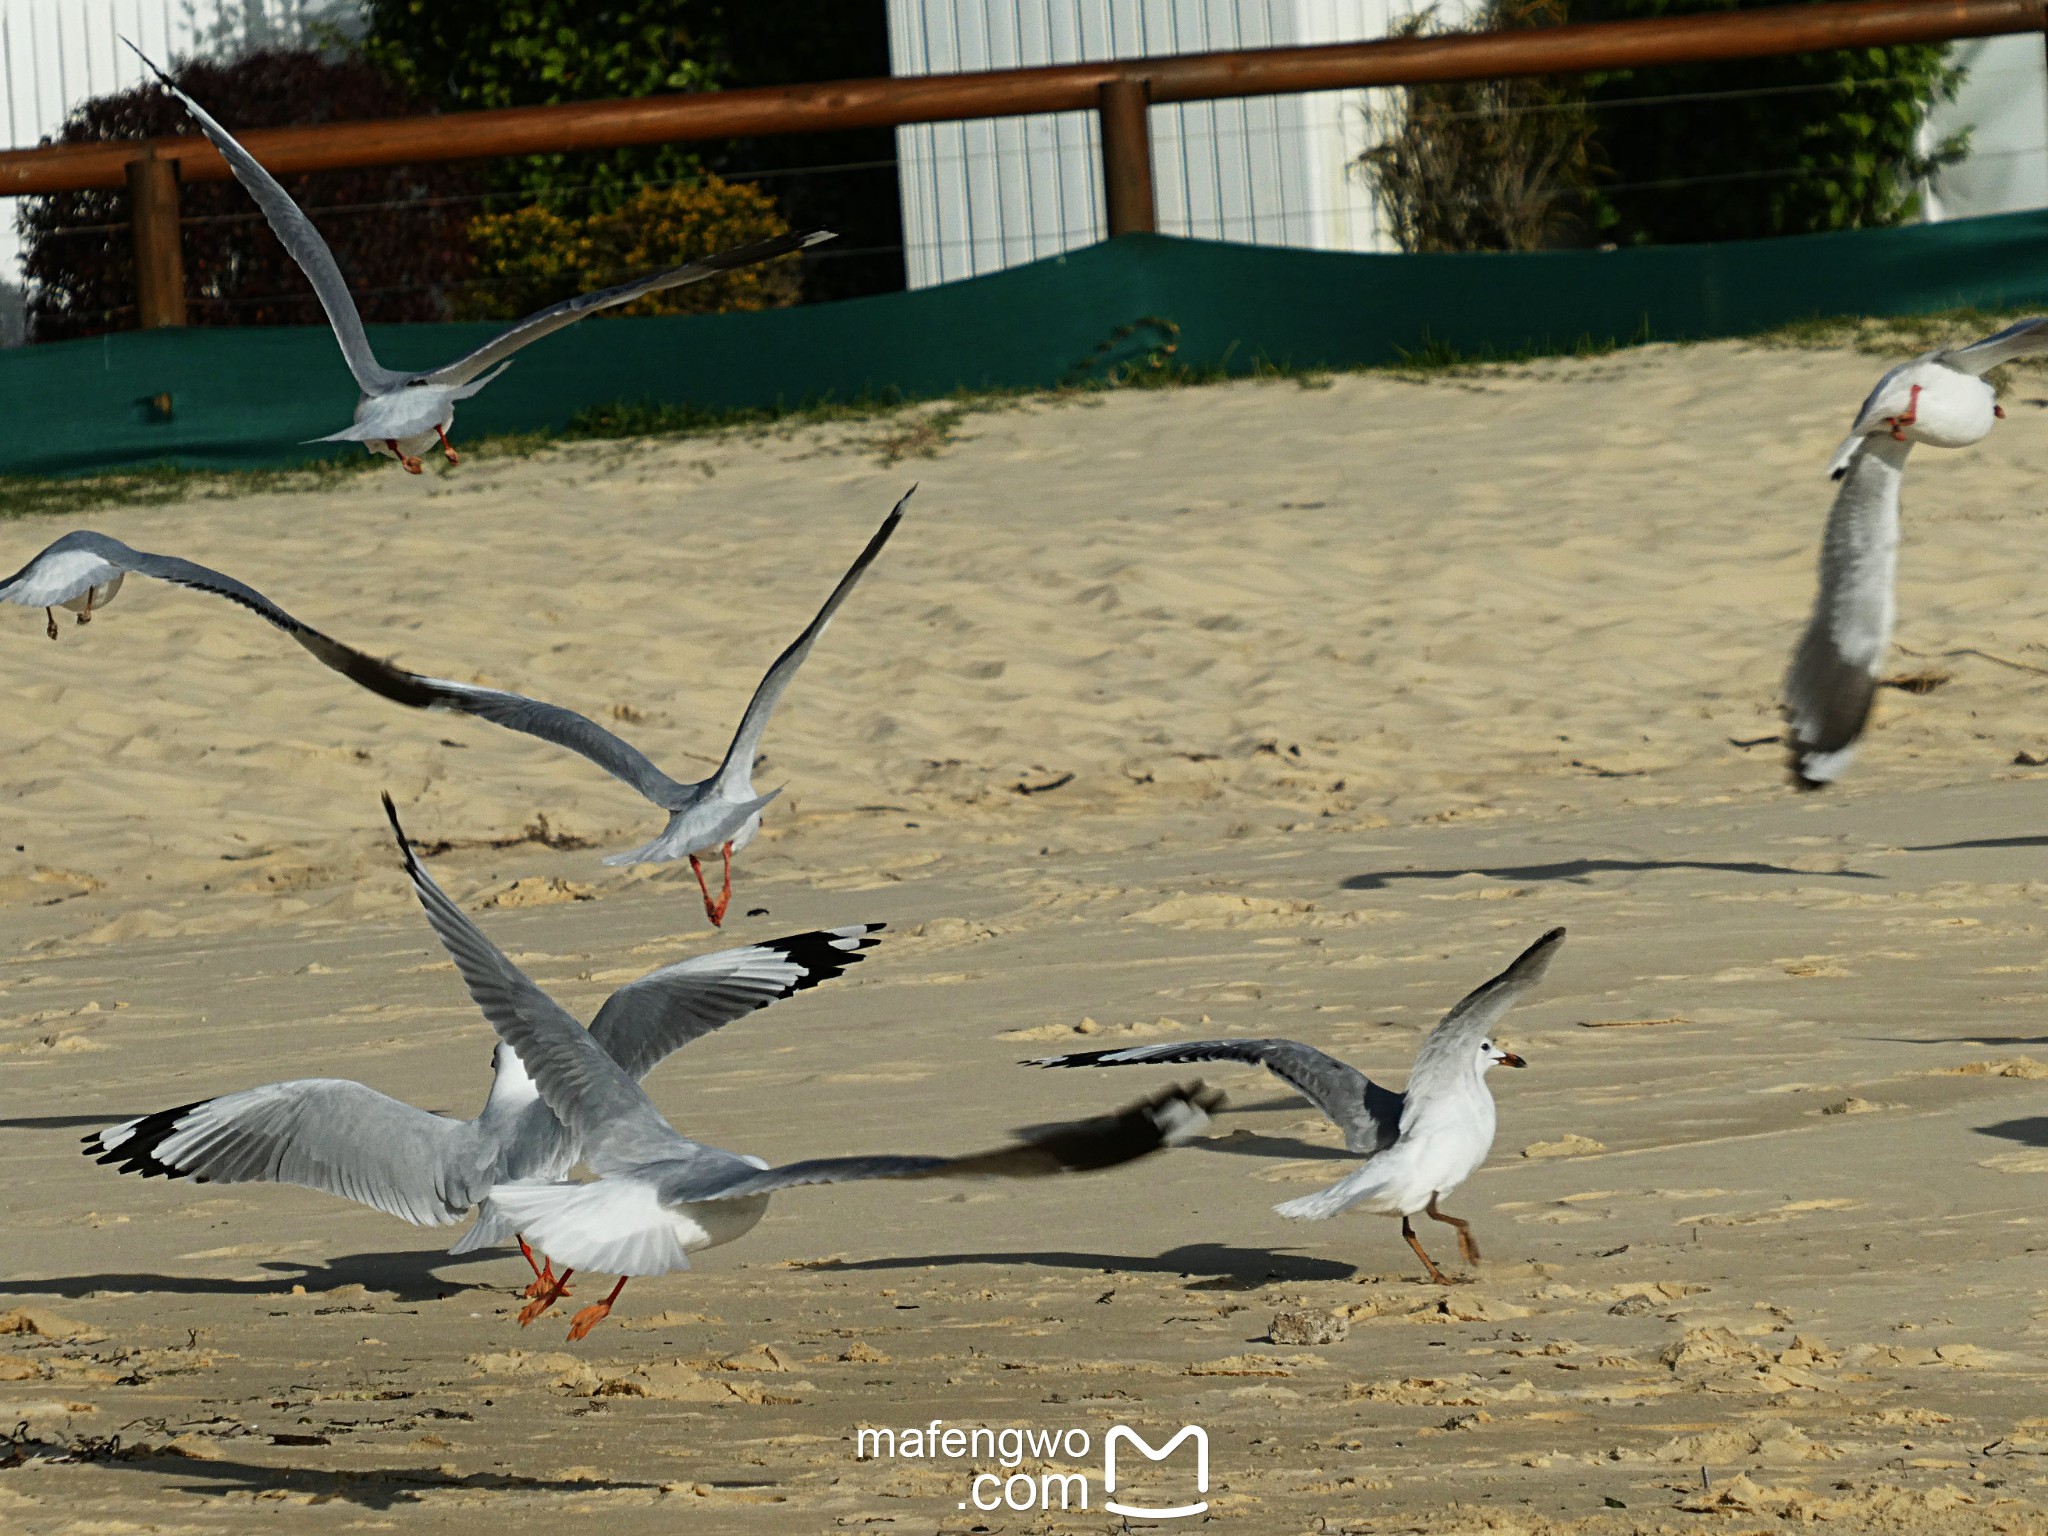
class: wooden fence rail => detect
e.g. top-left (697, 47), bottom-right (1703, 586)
top-left (0, 0), bottom-right (2040, 329)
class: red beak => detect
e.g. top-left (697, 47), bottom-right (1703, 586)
top-left (1500, 1052), bottom-right (1527, 1069)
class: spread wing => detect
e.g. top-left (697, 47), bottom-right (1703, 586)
top-left (1402, 928), bottom-right (1564, 1118)
top-left (588, 924), bottom-right (882, 1083)
top-left (84, 1081), bottom-right (481, 1226)
top-left (673, 1083), bottom-right (1222, 1201)
top-left (382, 796), bottom-right (686, 1173)
top-left (421, 230), bottom-right (834, 387)
top-left (0, 529), bottom-right (684, 805)
top-left (706, 493), bottom-right (909, 798)
top-left (1032, 1038), bottom-right (1399, 1155)
top-left (1942, 317), bottom-right (2048, 377)
top-left (127, 43), bottom-right (401, 395)
top-left (1783, 436), bottom-right (1910, 787)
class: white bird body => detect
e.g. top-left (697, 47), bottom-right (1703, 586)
top-left (1825, 356), bottom-right (1997, 475)
top-left (368, 796), bottom-right (1222, 1338)
top-left (85, 908), bottom-right (885, 1253)
top-left (1783, 437), bottom-right (1908, 785)
top-left (3, 501), bottom-right (903, 924)
top-left (1034, 929), bottom-right (1560, 1282)
top-left (126, 43), bottom-right (828, 472)
top-left (1785, 317), bottom-right (2048, 786)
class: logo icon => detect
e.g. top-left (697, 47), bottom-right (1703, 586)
top-left (1102, 1425), bottom-right (1209, 1519)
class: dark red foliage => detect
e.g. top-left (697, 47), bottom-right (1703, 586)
top-left (21, 49), bottom-right (483, 343)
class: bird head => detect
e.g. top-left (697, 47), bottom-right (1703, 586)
top-left (1480, 1039), bottom-right (1526, 1072)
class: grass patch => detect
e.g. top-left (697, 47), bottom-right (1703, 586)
top-left (1751, 306), bottom-right (2048, 370)
top-left (0, 454), bottom-right (378, 524)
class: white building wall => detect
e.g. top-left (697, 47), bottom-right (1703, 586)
top-left (1, 0), bottom-right (360, 288)
top-left (887, 0), bottom-right (1469, 288)
top-left (890, 1), bottom-right (2048, 287)
top-left (1922, 36), bottom-right (2048, 222)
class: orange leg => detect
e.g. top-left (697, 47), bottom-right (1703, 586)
top-left (1426, 1195), bottom-right (1481, 1266)
top-left (1403, 1215), bottom-right (1454, 1286)
top-left (515, 1235), bottom-right (572, 1300)
top-left (690, 843), bottom-right (735, 927)
top-left (44, 607), bottom-right (57, 641)
top-left (517, 1267), bottom-right (575, 1326)
top-left (385, 438), bottom-right (425, 474)
top-left (567, 1276), bottom-right (628, 1342)
top-left (435, 425), bottom-right (460, 465)
top-left (1885, 383), bottom-right (1922, 441)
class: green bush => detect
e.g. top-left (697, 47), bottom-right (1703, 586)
top-left (458, 177), bottom-right (797, 321)
top-left (1568, 0), bottom-right (1966, 244)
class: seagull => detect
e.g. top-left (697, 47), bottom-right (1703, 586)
top-left (1032, 928), bottom-right (1561, 1285)
top-left (1788, 318), bottom-right (2048, 786)
top-left (85, 835), bottom-right (882, 1296)
top-left (373, 795), bottom-right (1223, 1340)
top-left (3, 497), bottom-right (904, 925)
top-left (126, 42), bottom-right (830, 473)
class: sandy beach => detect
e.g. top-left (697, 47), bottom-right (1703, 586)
top-left (6, 336), bottom-right (2048, 1532)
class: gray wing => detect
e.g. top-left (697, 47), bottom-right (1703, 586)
top-left (706, 494), bottom-right (909, 798)
top-left (1032, 1039), bottom-right (1399, 1155)
top-left (1783, 436), bottom-right (1909, 787)
top-left (1, 529), bottom-right (683, 804)
top-left (382, 796), bottom-right (685, 1172)
top-left (1402, 928), bottom-right (1564, 1118)
top-left (83, 1081), bottom-right (482, 1226)
top-left (384, 674), bottom-right (690, 807)
top-left (1943, 317), bottom-right (2048, 377)
top-left (128, 44), bottom-right (400, 395)
top-left (421, 230), bottom-right (833, 387)
top-left (588, 924), bottom-right (882, 1083)
top-left (677, 1082), bottom-right (1222, 1201)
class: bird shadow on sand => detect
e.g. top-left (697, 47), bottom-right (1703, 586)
top-left (0, 1113), bottom-right (129, 1131)
top-left (0, 1247), bottom-right (509, 1305)
top-left (29, 1448), bottom-right (672, 1510)
top-left (1900, 834), bottom-right (2048, 853)
top-left (797, 1242), bottom-right (1354, 1283)
top-left (1342, 856), bottom-right (1879, 891)
top-left (1871, 1034), bottom-right (2048, 1048)
top-left (1976, 1117), bottom-right (2048, 1148)
top-left (1198, 1130), bottom-right (1354, 1162)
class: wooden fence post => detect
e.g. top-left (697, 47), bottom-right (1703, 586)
top-left (127, 150), bottom-right (187, 328)
top-left (1098, 76), bottom-right (1156, 237)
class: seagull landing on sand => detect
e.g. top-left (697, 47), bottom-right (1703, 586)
top-left (370, 804), bottom-right (1223, 1340)
top-left (86, 804), bottom-right (881, 1299)
top-left (1787, 318), bottom-right (2048, 787)
top-left (1033, 928), bottom-right (1561, 1285)
top-left (3, 496), bottom-right (904, 926)
top-left (126, 42), bottom-right (830, 472)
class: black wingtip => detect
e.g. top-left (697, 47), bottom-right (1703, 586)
top-left (379, 793), bottom-right (417, 866)
top-left (83, 1101), bottom-right (204, 1181)
top-left (120, 37), bottom-right (173, 88)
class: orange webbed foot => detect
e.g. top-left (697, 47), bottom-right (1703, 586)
top-left (517, 1267), bottom-right (574, 1325)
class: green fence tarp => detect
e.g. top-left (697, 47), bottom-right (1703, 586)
top-left (7, 211), bottom-right (2048, 478)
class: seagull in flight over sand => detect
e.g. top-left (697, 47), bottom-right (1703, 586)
top-left (127, 42), bottom-right (829, 473)
top-left (1787, 318), bottom-right (2048, 786)
top-left (86, 821), bottom-right (881, 1297)
top-left (1033, 928), bottom-right (1561, 1285)
top-left (372, 799), bottom-right (1223, 1341)
top-left (3, 497), bottom-right (903, 924)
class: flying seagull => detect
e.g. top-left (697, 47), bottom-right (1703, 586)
top-left (1787, 318), bottom-right (2048, 786)
top-left (86, 826), bottom-right (882, 1295)
top-left (126, 42), bottom-right (830, 472)
top-left (372, 794), bottom-right (1222, 1339)
top-left (1033, 928), bottom-right (1561, 1285)
top-left (3, 497), bottom-right (903, 924)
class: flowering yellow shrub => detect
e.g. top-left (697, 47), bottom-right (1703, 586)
top-left (459, 177), bottom-right (798, 321)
